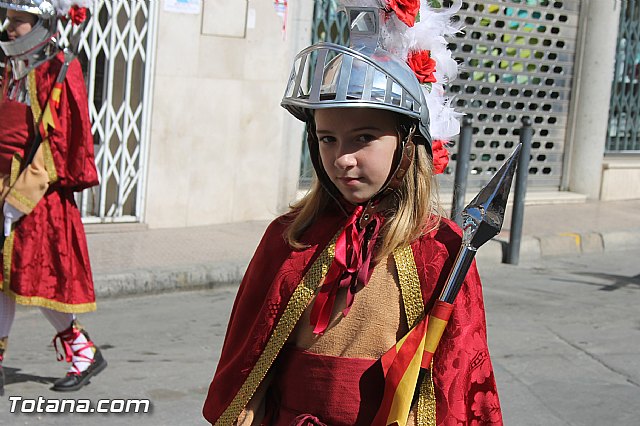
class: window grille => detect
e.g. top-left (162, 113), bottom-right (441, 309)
top-left (606, 0), bottom-right (640, 153)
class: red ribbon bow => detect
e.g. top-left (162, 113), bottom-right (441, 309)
top-left (309, 206), bottom-right (382, 334)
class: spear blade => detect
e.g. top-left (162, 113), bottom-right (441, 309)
top-left (439, 144), bottom-right (521, 303)
top-left (462, 144), bottom-right (522, 250)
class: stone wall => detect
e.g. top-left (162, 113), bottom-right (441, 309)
top-left (144, 0), bottom-right (313, 227)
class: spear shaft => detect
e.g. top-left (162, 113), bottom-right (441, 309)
top-left (421, 143), bottom-right (522, 368)
top-left (439, 246), bottom-right (476, 303)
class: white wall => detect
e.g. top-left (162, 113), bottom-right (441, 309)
top-left (144, 0), bottom-right (313, 227)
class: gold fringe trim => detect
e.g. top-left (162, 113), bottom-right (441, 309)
top-left (27, 70), bottom-right (59, 183)
top-left (10, 154), bottom-right (21, 185)
top-left (0, 287), bottom-right (96, 314)
top-left (417, 361), bottom-right (436, 426)
top-left (3, 155), bottom-right (22, 291)
top-left (393, 246), bottom-right (424, 328)
top-left (393, 245), bottom-right (436, 426)
top-left (7, 187), bottom-right (37, 212)
top-left (215, 236), bottom-right (337, 426)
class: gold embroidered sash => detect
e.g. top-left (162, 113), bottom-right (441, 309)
top-left (393, 245), bottom-right (436, 426)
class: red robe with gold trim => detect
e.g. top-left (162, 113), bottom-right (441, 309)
top-left (203, 205), bottom-right (502, 425)
top-left (0, 53), bottom-right (99, 313)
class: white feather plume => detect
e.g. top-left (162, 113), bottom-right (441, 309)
top-left (377, 0), bottom-right (462, 140)
top-left (425, 86), bottom-right (463, 140)
top-left (406, 1), bottom-right (462, 85)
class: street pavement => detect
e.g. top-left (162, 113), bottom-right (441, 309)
top-left (481, 250), bottom-right (640, 425)
top-left (84, 198), bottom-right (640, 299)
top-left (1, 248), bottom-right (639, 425)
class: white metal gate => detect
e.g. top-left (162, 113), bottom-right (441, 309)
top-left (62, 0), bottom-right (158, 223)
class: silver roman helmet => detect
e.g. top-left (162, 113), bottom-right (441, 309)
top-left (0, 0), bottom-right (58, 79)
top-left (0, 0), bottom-right (55, 16)
top-left (281, 5), bottom-right (432, 145)
top-left (281, 3), bottom-right (442, 223)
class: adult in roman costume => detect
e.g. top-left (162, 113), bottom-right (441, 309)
top-left (204, 1), bottom-right (501, 424)
top-left (0, 0), bottom-right (106, 394)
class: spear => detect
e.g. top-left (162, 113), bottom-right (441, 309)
top-left (373, 144), bottom-right (522, 426)
top-left (421, 143), bottom-right (521, 367)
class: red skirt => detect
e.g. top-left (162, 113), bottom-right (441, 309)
top-left (1, 187), bottom-right (96, 313)
top-left (270, 346), bottom-right (384, 426)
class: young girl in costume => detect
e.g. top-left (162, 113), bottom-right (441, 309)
top-left (204, 1), bottom-right (502, 424)
top-left (0, 0), bottom-right (106, 394)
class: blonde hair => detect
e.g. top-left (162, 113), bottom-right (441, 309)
top-left (286, 139), bottom-right (443, 261)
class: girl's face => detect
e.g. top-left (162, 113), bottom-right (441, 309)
top-left (315, 107), bottom-right (399, 204)
top-left (5, 10), bottom-right (37, 41)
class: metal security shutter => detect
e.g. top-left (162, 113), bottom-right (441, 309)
top-left (301, 0), bottom-right (581, 191)
top-left (447, 0), bottom-right (581, 190)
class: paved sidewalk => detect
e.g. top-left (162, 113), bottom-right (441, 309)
top-left (86, 198), bottom-right (640, 299)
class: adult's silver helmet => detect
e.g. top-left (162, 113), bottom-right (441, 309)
top-left (281, 5), bottom-right (432, 145)
top-left (0, 0), bottom-right (55, 16)
top-left (0, 0), bottom-right (59, 79)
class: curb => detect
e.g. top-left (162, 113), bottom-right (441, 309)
top-left (493, 228), bottom-right (640, 264)
top-left (601, 229), bottom-right (640, 252)
top-left (93, 259), bottom-right (249, 299)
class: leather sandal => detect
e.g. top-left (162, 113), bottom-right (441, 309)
top-left (52, 346), bottom-right (107, 392)
top-left (51, 324), bottom-right (107, 392)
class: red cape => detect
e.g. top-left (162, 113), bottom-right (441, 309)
top-left (203, 207), bottom-right (501, 425)
top-left (32, 52), bottom-right (99, 191)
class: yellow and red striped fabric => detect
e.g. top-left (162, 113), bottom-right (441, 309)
top-left (372, 300), bottom-right (454, 426)
top-left (421, 301), bottom-right (454, 369)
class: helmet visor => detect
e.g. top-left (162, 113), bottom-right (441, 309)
top-left (282, 43), bottom-right (423, 122)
